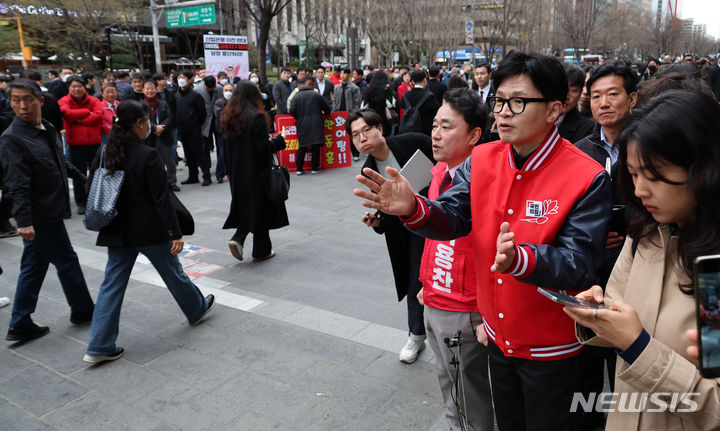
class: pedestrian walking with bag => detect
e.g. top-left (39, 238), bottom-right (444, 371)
top-left (83, 100), bottom-right (214, 364)
top-left (219, 82), bottom-right (287, 262)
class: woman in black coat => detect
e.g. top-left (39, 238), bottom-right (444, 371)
top-left (220, 81), bottom-right (287, 262)
top-left (84, 101), bottom-right (214, 364)
top-left (361, 71), bottom-right (397, 137)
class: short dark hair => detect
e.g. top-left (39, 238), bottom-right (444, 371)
top-left (8, 78), bottom-right (43, 100)
top-left (317, 65), bottom-right (326, 73)
top-left (646, 57), bottom-right (659, 65)
top-left (346, 108), bottom-right (383, 134)
top-left (143, 79), bottom-right (157, 88)
top-left (130, 72), bottom-right (144, 82)
top-left (66, 76), bottom-right (86, 88)
top-left (399, 65), bottom-right (410, 72)
top-left (117, 70), bottom-right (129, 80)
top-left (353, 68), bottom-right (363, 76)
top-left (151, 73), bottom-right (165, 81)
top-left (204, 76), bottom-right (217, 88)
top-left (563, 63), bottom-right (585, 89)
top-left (428, 66), bottom-right (440, 78)
top-left (281, 67), bottom-right (291, 73)
top-left (217, 71), bottom-right (228, 79)
top-left (178, 69), bottom-right (195, 80)
top-left (22, 70), bottom-right (41, 82)
top-left (475, 63), bottom-right (491, 74)
top-left (342, 68), bottom-right (352, 75)
top-left (493, 51), bottom-right (568, 102)
top-left (102, 70), bottom-right (116, 80)
top-left (410, 69), bottom-right (427, 84)
top-left (60, 65), bottom-right (73, 73)
top-left (443, 88), bottom-right (488, 134)
top-left (303, 76), bottom-right (315, 85)
top-left (47, 69), bottom-right (58, 78)
top-left (334, 65), bottom-right (343, 71)
top-left (81, 72), bottom-right (94, 82)
top-left (586, 61), bottom-right (637, 96)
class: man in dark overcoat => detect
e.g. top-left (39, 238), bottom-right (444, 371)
top-left (289, 77), bottom-right (331, 175)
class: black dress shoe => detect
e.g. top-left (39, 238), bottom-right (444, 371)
top-left (170, 185), bottom-right (181, 192)
top-left (6, 323), bottom-right (50, 341)
top-left (181, 178), bottom-right (199, 185)
top-left (70, 310), bottom-right (93, 325)
top-left (77, 206), bottom-right (86, 215)
top-left (201, 178), bottom-right (212, 186)
top-left (216, 177), bottom-right (224, 184)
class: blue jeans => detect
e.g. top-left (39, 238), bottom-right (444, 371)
top-left (10, 220), bottom-right (94, 328)
top-left (86, 242), bottom-right (209, 356)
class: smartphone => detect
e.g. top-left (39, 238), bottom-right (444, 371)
top-left (693, 255), bottom-right (720, 378)
top-left (537, 287), bottom-right (606, 310)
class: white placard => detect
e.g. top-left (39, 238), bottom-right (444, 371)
top-left (203, 34), bottom-right (250, 80)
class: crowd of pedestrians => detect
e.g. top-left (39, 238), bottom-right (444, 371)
top-left (1, 51), bottom-right (720, 430)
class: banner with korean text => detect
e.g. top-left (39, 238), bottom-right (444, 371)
top-left (273, 113), bottom-right (352, 172)
top-left (203, 34), bottom-right (249, 80)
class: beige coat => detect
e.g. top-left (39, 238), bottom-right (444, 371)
top-left (578, 225), bottom-right (720, 430)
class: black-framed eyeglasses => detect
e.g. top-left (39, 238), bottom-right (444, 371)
top-left (351, 125), bottom-right (376, 141)
top-left (487, 96), bottom-right (548, 114)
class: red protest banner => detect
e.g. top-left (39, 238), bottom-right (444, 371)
top-left (274, 112), bottom-right (352, 172)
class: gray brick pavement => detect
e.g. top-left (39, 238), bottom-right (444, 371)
top-left (1, 156), bottom-right (451, 430)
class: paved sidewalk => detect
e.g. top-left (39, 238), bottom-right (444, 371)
top-left (0, 156), bottom-right (450, 431)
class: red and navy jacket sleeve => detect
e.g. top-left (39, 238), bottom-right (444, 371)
top-left (401, 156), bottom-right (472, 240)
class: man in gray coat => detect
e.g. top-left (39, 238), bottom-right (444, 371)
top-left (332, 68), bottom-right (361, 160)
top-left (194, 76), bottom-right (223, 185)
top-left (289, 77), bottom-right (331, 175)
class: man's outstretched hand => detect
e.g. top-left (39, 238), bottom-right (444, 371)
top-left (353, 167), bottom-right (418, 218)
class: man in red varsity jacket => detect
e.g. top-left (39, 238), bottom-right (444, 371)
top-left (355, 51), bottom-right (612, 431)
top-left (417, 88), bottom-right (493, 431)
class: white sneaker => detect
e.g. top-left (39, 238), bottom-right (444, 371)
top-left (398, 338), bottom-right (425, 363)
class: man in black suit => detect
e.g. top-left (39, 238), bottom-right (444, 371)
top-left (707, 56), bottom-right (720, 101)
top-left (426, 66), bottom-right (447, 102)
top-left (315, 66), bottom-right (334, 105)
top-left (557, 63), bottom-right (594, 144)
top-left (46, 66), bottom-right (74, 101)
top-left (289, 77), bottom-right (331, 175)
top-left (349, 108), bottom-right (435, 364)
top-left (398, 69), bottom-right (441, 136)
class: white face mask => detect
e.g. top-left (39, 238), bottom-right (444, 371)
top-left (177, 78), bottom-right (188, 88)
top-left (61, 74), bottom-right (71, 82)
top-left (220, 79), bottom-right (228, 86)
top-left (250, 77), bottom-right (259, 84)
top-left (223, 91), bottom-right (233, 100)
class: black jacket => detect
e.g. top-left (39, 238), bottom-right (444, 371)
top-left (289, 87), bottom-right (331, 148)
top-left (399, 87), bottom-right (441, 135)
top-left (707, 63), bottom-right (720, 101)
top-left (93, 139), bottom-right (182, 247)
top-left (159, 90), bottom-right (177, 119)
top-left (223, 112), bottom-right (287, 232)
top-left (316, 78), bottom-right (334, 105)
top-left (126, 91), bottom-right (145, 102)
top-left (427, 79), bottom-right (447, 102)
top-left (142, 99), bottom-right (174, 148)
top-left (272, 80), bottom-right (292, 115)
top-left (0, 117), bottom-right (79, 226)
top-left (574, 123), bottom-right (629, 286)
top-left (557, 108), bottom-right (594, 144)
top-left (41, 91), bottom-right (64, 133)
top-left (174, 87), bottom-right (207, 132)
top-left (362, 133), bottom-right (435, 301)
top-left (46, 78), bottom-right (68, 101)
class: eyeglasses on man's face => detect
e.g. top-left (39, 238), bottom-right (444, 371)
top-left (351, 125), bottom-right (376, 141)
top-left (487, 96), bottom-right (548, 115)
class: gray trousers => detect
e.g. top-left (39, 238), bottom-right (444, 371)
top-left (157, 143), bottom-right (177, 186)
top-left (424, 306), bottom-right (494, 431)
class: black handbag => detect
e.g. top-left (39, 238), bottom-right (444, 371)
top-left (262, 152), bottom-right (290, 203)
top-left (169, 190), bottom-right (194, 235)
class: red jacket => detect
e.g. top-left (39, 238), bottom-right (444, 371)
top-left (58, 94), bottom-right (103, 146)
top-left (419, 162), bottom-right (478, 312)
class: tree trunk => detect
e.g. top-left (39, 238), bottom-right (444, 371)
top-left (257, 16), bottom-right (272, 82)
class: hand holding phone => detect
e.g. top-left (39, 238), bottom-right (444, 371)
top-left (537, 287), bottom-right (608, 310)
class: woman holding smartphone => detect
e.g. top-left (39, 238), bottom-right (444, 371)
top-left (564, 90), bottom-right (720, 430)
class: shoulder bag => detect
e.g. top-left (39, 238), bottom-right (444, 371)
top-left (262, 152), bottom-right (290, 203)
top-left (84, 147), bottom-right (125, 231)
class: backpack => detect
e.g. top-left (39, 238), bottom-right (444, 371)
top-left (398, 91), bottom-right (431, 134)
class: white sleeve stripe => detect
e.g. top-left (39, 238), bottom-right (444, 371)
top-left (405, 197), bottom-right (426, 225)
top-left (509, 245), bottom-right (523, 274)
top-left (511, 246), bottom-right (529, 277)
